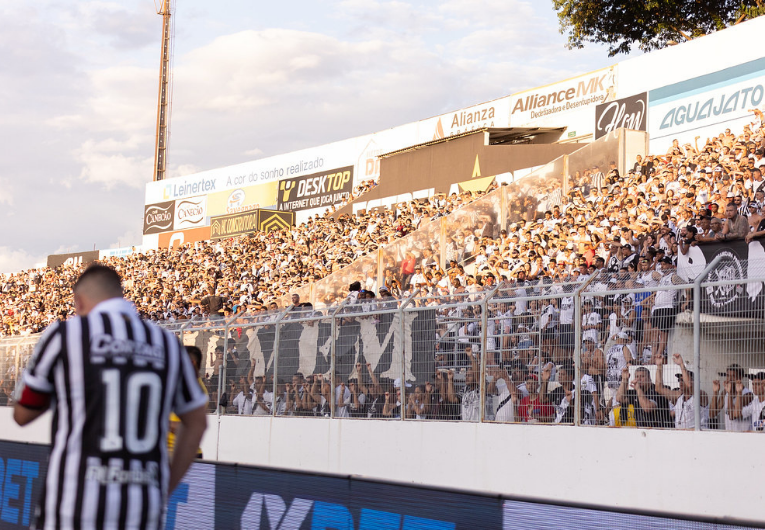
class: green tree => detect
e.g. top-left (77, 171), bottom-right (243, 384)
top-left (552, 0), bottom-right (765, 56)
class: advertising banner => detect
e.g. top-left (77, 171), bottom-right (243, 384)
top-left (417, 97), bottom-right (512, 143)
top-left (594, 92), bottom-right (647, 139)
top-left (173, 196), bottom-right (207, 231)
top-left (257, 210), bottom-right (293, 233)
top-left (277, 166), bottom-right (354, 212)
top-left (509, 66), bottom-right (615, 126)
top-left (158, 227), bottom-right (212, 249)
top-left (0, 440), bottom-right (753, 530)
top-left (648, 57), bottom-right (765, 145)
top-left (0, 441), bottom-right (49, 529)
top-left (210, 211), bottom-right (259, 240)
top-left (99, 246), bottom-right (142, 260)
top-left (207, 182), bottom-right (279, 217)
top-left (47, 250), bottom-right (100, 269)
top-left (143, 201), bottom-right (175, 235)
top-left (215, 464), bottom-right (499, 530)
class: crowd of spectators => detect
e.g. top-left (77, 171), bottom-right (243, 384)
top-left (0, 179), bottom-right (488, 336)
top-left (3, 116), bottom-right (765, 431)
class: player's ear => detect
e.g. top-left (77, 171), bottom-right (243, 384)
top-left (74, 291), bottom-right (88, 316)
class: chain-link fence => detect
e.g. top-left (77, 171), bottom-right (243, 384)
top-left (162, 258), bottom-right (765, 431)
top-left (4, 253), bottom-right (765, 433)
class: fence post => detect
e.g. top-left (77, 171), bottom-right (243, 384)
top-left (270, 305), bottom-right (293, 417)
top-left (693, 255), bottom-right (723, 431)
top-left (440, 217), bottom-right (447, 272)
top-left (573, 271), bottom-right (599, 426)
top-left (329, 300), bottom-right (350, 418)
top-left (219, 312), bottom-right (241, 417)
top-left (398, 289), bottom-right (420, 420)
top-left (479, 284), bottom-right (501, 423)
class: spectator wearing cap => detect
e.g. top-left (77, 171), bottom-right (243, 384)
top-left (486, 364), bottom-right (518, 422)
top-left (716, 202), bottom-right (749, 241)
top-left (711, 364), bottom-right (753, 431)
top-left (654, 354), bottom-right (709, 429)
top-left (645, 257), bottom-right (682, 363)
top-left (449, 354), bottom-right (487, 422)
top-left (615, 366), bottom-right (672, 428)
top-left (555, 285), bottom-right (576, 361)
top-left (517, 369), bottom-right (554, 423)
top-left (548, 360), bottom-right (598, 425)
top-left (410, 265), bottom-right (428, 291)
top-left (747, 202), bottom-right (763, 232)
top-left (741, 372), bottom-right (765, 431)
top-left (605, 331), bottom-right (634, 408)
top-left (581, 298), bottom-right (601, 345)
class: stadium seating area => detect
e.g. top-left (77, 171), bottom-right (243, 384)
top-left (2, 118), bottom-right (765, 429)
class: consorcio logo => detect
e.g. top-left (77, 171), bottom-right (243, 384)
top-left (143, 202), bottom-right (174, 234)
top-left (175, 198), bottom-right (206, 227)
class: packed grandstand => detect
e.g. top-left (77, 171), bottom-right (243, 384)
top-left (2, 116), bottom-right (765, 430)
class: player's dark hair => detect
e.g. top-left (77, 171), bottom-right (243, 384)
top-left (73, 264), bottom-right (123, 297)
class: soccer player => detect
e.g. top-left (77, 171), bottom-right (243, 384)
top-left (13, 264), bottom-right (207, 529)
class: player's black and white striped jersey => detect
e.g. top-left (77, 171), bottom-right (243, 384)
top-left (22, 298), bottom-right (207, 530)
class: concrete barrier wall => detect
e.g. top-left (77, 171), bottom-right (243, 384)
top-left (1, 408), bottom-right (760, 526)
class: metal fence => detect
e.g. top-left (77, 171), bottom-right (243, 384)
top-left (5, 258), bottom-right (763, 432)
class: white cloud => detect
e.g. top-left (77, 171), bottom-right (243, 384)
top-left (0, 0), bottom-right (621, 273)
top-left (76, 139), bottom-right (154, 189)
top-left (0, 247), bottom-right (47, 274)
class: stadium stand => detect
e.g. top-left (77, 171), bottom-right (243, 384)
top-left (3, 118), bottom-right (765, 431)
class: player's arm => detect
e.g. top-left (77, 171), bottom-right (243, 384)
top-left (14, 322), bottom-right (61, 426)
top-left (14, 387), bottom-right (51, 426)
top-left (169, 404), bottom-right (207, 493)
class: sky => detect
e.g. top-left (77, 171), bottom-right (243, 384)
top-left (0, 0), bottom-right (632, 273)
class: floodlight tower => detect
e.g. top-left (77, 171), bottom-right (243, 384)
top-left (153, 0), bottom-right (175, 181)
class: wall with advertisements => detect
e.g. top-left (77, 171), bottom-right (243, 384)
top-left (338, 131), bottom-right (580, 216)
top-left (615, 16), bottom-right (765, 153)
top-left (142, 16), bottom-right (765, 248)
top-left (0, 419), bottom-right (760, 529)
top-left (46, 250), bottom-right (100, 269)
top-left (508, 66), bottom-right (616, 141)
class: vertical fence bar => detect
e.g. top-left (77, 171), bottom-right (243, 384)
top-left (439, 217), bottom-right (447, 272)
top-left (399, 290), bottom-right (420, 421)
top-left (377, 248), bottom-right (384, 298)
top-left (329, 300), bottom-right (349, 419)
top-left (573, 271), bottom-right (599, 426)
top-left (693, 255), bottom-right (723, 431)
top-left (479, 285), bottom-right (500, 423)
top-left (270, 306), bottom-right (292, 417)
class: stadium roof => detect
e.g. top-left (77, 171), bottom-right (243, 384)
top-left (379, 126), bottom-right (569, 158)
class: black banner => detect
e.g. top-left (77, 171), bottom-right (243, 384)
top-left (676, 240), bottom-right (765, 316)
top-left (257, 209), bottom-right (293, 232)
top-left (47, 250), bottom-right (100, 268)
top-left (277, 166), bottom-right (354, 212)
top-left (210, 210), bottom-right (259, 240)
top-left (594, 92), bottom-right (647, 139)
top-left (186, 308), bottom-right (437, 385)
top-left (143, 201), bottom-right (175, 235)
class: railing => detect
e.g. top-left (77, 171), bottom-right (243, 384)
top-left (5, 258), bottom-right (764, 432)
